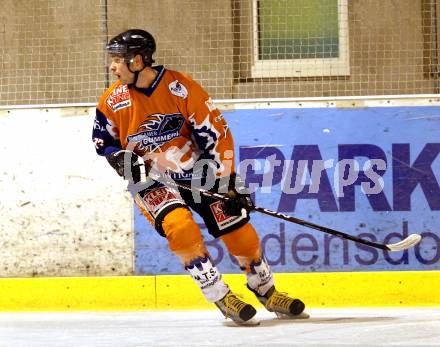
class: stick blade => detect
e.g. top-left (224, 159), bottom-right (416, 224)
top-left (386, 234), bottom-right (422, 252)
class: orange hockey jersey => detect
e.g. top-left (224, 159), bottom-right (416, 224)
top-left (92, 65), bottom-right (235, 180)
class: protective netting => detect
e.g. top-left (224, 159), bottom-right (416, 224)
top-left (0, 0), bottom-right (439, 106)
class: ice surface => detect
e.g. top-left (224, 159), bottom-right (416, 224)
top-left (0, 308), bottom-right (439, 347)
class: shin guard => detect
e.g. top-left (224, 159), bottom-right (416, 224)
top-left (163, 208), bottom-right (206, 264)
top-left (221, 223), bottom-right (261, 272)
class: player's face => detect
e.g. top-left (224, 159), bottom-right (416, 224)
top-left (109, 55), bottom-right (135, 84)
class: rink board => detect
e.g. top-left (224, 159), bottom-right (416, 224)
top-left (0, 271), bottom-right (439, 311)
top-left (1, 100), bottom-right (439, 311)
top-left (135, 105), bottom-right (440, 274)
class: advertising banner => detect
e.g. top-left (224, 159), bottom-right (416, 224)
top-left (135, 106), bottom-right (440, 274)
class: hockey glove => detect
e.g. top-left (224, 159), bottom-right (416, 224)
top-left (106, 150), bottom-right (143, 183)
top-left (220, 174), bottom-right (255, 216)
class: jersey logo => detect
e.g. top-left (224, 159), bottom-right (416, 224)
top-left (209, 201), bottom-right (244, 230)
top-left (106, 84), bottom-right (131, 112)
top-left (169, 80), bottom-right (188, 99)
top-left (141, 186), bottom-right (183, 218)
top-left (127, 113), bottom-right (185, 153)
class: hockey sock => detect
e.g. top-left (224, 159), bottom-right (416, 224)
top-left (246, 257), bottom-right (275, 297)
top-left (185, 255), bottom-right (230, 303)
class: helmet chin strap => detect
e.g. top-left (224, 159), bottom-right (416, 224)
top-left (126, 59), bottom-right (146, 87)
top-left (131, 70), bottom-right (141, 87)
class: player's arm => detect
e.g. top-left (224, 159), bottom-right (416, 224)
top-left (92, 108), bottom-right (122, 156)
top-left (93, 108), bottom-right (142, 182)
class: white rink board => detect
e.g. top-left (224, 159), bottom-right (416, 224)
top-left (0, 308), bottom-right (439, 347)
top-left (0, 108), bottom-right (133, 277)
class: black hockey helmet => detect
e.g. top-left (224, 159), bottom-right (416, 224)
top-left (106, 29), bottom-right (156, 67)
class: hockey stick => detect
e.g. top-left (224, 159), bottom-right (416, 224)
top-left (173, 181), bottom-right (421, 252)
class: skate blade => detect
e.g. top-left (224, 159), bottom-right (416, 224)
top-left (225, 316), bottom-right (260, 327)
top-left (275, 311), bottom-right (310, 320)
top-left (237, 316), bottom-right (260, 326)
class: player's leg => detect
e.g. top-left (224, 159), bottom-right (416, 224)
top-left (136, 184), bottom-right (257, 325)
top-left (175, 184), bottom-right (259, 325)
top-left (220, 223), bottom-right (309, 319)
top-left (185, 182), bottom-right (306, 319)
top-left (162, 207), bottom-right (231, 301)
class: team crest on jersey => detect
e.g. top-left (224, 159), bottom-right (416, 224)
top-left (127, 113), bottom-right (185, 154)
top-left (169, 80), bottom-right (188, 99)
top-left (106, 84), bottom-right (131, 111)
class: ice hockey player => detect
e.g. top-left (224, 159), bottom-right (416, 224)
top-left (92, 29), bottom-right (308, 325)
